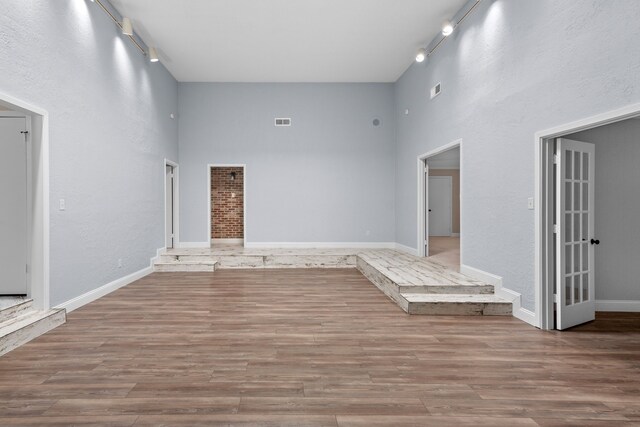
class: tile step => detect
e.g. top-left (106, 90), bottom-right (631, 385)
top-left (0, 309), bottom-right (66, 356)
top-left (401, 293), bottom-right (512, 316)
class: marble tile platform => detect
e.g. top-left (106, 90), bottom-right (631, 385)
top-left (0, 299), bottom-right (66, 357)
top-left (155, 247), bottom-right (512, 316)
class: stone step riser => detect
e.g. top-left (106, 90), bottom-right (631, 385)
top-left (397, 284), bottom-right (494, 295)
top-left (407, 301), bottom-right (512, 316)
top-left (0, 300), bottom-right (33, 324)
top-left (154, 264), bottom-right (216, 272)
top-left (0, 310), bottom-right (66, 356)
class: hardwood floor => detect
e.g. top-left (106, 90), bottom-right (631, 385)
top-left (0, 269), bottom-right (639, 426)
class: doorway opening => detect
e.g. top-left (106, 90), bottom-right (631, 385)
top-left (165, 159), bottom-right (178, 249)
top-left (536, 105), bottom-right (640, 330)
top-left (208, 164), bottom-right (246, 247)
top-left (417, 139), bottom-right (462, 271)
top-left (0, 93), bottom-right (49, 311)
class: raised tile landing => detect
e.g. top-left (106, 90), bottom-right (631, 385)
top-left (0, 298), bottom-right (66, 356)
top-left (155, 247), bottom-right (511, 317)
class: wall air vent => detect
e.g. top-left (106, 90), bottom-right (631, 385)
top-left (430, 83), bottom-right (442, 99)
top-left (275, 118), bottom-right (292, 127)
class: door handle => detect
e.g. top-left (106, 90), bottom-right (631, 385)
top-left (428, 209), bottom-right (432, 212)
top-left (590, 239), bottom-right (600, 245)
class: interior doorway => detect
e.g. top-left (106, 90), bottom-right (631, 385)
top-left (0, 114), bottom-right (30, 296)
top-left (0, 93), bottom-right (49, 310)
top-left (417, 139), bottom-right (462, 270)
top-left (165, 160), bottom-right (178, 249)
top-left (208, 164), bottom-right (246, 247)
top-left (536, 105), bottom-right (640, 330)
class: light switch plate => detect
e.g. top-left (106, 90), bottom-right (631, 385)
top-left (527, 197), bottom-right (534, 210)
top-left (59, 199), bottom-right (65, 211)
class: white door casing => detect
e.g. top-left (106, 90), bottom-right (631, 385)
top-left (165, 165), bottom-right (174, 249)
top-left (424, 162), bottom-right (429, 256)
top-left (428, 176), bottom-right (453, 237)
top-left (0, 117), bottom-right (28, 295)
top-left (556, 138), bottom-right (596, 330)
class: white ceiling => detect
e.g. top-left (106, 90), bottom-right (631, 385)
top-left (109, 0), bottom-right (468, 82)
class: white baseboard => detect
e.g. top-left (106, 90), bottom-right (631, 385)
top-left (460, 264), bottom-right (536, 327)
top-left (394, 243), bottom-right (419, 256)
top-left (596, 300), bottom-right (640, 312)
top-left (55, 247), bottom-right (164, 313)
top-left (178, 242), bottom-right (210, 248)
top-left (451, 233), bottom-right (460, 237)
top-left (211, 238), bottom-right (243, 244)
top-left (244, 242), bottom-right (396, 249)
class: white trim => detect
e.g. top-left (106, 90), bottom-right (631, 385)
top-left (244, 242), bottom-right (396, 249)
top-left (178, 241), bottom-right (210, 248)
top-left (55, 247), bottom-right (164, 313)
top-left (394, 243), bottom-right (419, 256)
top-left (534, 103), bottom-right (640, 330)
top-left (208, 164), bottom-right (246, 247)
top-left (211, 238), bottom-right (243, 244)
top-left (164, 159), bottom-right (179, 249)
top-left (595, 300), bottom-right (640, 312)
top-left (417, 139), bottom-right (462, 259)
top-left (451, 233), bottom-right (460, 237)
top-left (461, 264), bottom-right (536, 326)
top-left (0, 92), bottom-right (49, 311)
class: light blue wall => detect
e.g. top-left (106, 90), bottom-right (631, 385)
top-left (0, 1), bottom-right (178, 306)
top-left (178, 83), bottom-right (396, 244)
top-left (567, 119), bottom-right (640, 302)
top-left (394, 0), bottom-right (640, 310)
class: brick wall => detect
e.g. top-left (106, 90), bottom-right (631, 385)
top-left (211, 167), bottom-right (244, 239)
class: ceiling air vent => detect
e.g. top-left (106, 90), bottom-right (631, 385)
top-left (275, 118), bottom-right (291, 127)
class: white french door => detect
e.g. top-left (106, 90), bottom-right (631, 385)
top-left (556, 138), bottom-right (596, 330)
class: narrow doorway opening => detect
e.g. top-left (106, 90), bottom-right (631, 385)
top-left (0, 113), bottom-right (30, 297)
top-left (165, 160), bottom-right (178, 249)
top-left (537, 107), bottom-right (640, 330)
top-left (417, 139), bottom-right (462, 271)
top-left (208, 165), bottom-right (245, 247)
top-left (0, 93), bottom-right (49, 312)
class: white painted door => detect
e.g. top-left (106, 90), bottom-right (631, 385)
top-left (428, 176), bottom-right (453, 237)
top-left (165, 165), bottom-right (174, 249)
top-left (556, 138), bottom-right (596, 330)
top-left (0, 117), bottom-right (28, 295)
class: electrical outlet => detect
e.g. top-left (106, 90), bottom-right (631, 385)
top-left (59, 199), bottom-right (65, 211)
top-left (528, 197), bottom-right (534, 210)
top-left (118, 259), bottom-right (122, 268)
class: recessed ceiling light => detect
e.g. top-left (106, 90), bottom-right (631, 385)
top-left (415, 48), bottom-right (426, 63)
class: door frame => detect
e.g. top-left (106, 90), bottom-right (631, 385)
top-left (207, 164), bottom-right (246, 247)
top-left (417, 139), bottom-right (462, 258)
top-left (0, 112), bottom-right (32, 295)
top-left (428, 175), bottom-right (453, 237)
top-left (0, 92), bottom-right (50, 310)
top-left (534, 103), bottom-right (640, 330)
top-left (164, 159), bottom-right (179, 249)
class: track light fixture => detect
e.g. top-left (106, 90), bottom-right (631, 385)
top-left (121, 17), bottom-right (133, 36)
top-left (149, 47), bottom-right (159, 63)
top-left (415, 48), bottom-right (427, 63)
top-left (442, 20), bottom-right (454, 36)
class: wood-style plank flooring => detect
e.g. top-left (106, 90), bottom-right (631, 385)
top-left (0, 269), bottom-right (639, 426)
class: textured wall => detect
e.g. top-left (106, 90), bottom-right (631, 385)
top-left (394, 0), bottom-right (640, 310)
top-left (567, 119), bottom-right (640, 302)
top-left (178, 83), bottom-right (396, 244)
top-left (0, 1), bottom-right (178, 306)
top-left (211, 167), bottom-right (244, 239)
